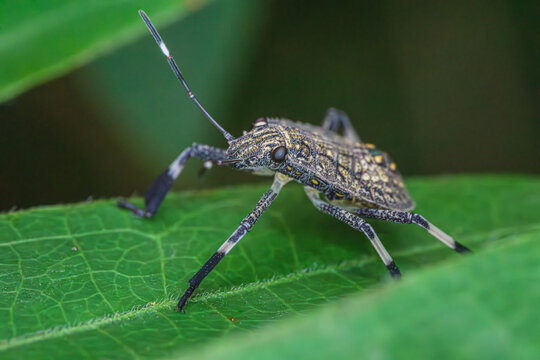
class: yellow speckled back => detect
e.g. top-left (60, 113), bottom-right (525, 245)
top-left (267, 119), bottom-right (414, 210)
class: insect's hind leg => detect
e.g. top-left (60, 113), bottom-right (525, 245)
top-left (321, 108), bottom-right (360, 142)
top-left (304, 187), bottom-right (401, 277)
top-left (118, 143), bottom-right (228, 218)
top-left (354, 209), bottom-right (471, 254)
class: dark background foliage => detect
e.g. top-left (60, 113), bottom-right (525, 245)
top-left (0, 0), bottom-right (537, 211)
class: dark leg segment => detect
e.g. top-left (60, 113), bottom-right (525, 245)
top-left (304, 187), bottom-right (401, 278)
top-left (321, 107), bottom-right (361, 142)
top-left (354, 209), bottom-right (471, 254)
top-left (177, 174), bottom-right (290, 312)
top-left (118, 143), bottom-right (228, 217)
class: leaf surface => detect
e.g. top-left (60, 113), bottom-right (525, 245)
top-left (0, 176), bottom-right (538, 358)
top-left (178, 234), bottom-right (540, 360)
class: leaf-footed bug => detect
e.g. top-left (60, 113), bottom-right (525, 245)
top-left (118, 10), bottom-right (471, 313)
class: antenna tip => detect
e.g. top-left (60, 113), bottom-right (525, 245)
top-left (139, 10), bottom-right (149, 23)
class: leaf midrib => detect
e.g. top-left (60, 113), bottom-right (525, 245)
top-left (2, 225), bottom-right (538, 352)
top-left (0, 255), bottom-right (375, 351)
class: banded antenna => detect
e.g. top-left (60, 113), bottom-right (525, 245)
top-left (139, 10), bottom-right (235, 142)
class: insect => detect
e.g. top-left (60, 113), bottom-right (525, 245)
top-left (119, 10), bottom-right (471, 313)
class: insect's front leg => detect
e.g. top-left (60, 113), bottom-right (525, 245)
top-left (177, 173), bottom-right (291, 312)
top-left (354, 209), bottom-right (471, 254)
top-left (321, 107), bottom-right (360, 142)
top-left (118, 143), bottom-right (228, 218)
top-left (304, 187), bottom-right (401, 278)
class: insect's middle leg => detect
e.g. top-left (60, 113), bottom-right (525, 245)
top-left (304, 187), bottom-right (401, 277)
top-left (321, 107), bottom-right (360, 142)
top-left (354, 209), bottom-right (471, 254)
top-left (118, 143), bottom-right (228, 218)
top-left (176, 174), bottom-right (291, 312)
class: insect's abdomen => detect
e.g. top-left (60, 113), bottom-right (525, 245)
top-left (278, 125), bottom-right (413, 210)
top-left (349, 144), bottom-right (414, 210)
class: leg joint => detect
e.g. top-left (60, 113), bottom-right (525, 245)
top-left (411, 213), bottom-right (429, 229)
top-left (359, 222), bottom-right (375, 239)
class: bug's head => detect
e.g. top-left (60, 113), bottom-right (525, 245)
top-left (225, 118), bottom-right (288, 173)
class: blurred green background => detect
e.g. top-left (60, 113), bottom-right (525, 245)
top-left (0, 0), bottom-right (538, 212)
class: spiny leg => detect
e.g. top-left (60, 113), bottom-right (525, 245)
top-left (304, 187), bottom-right (401, 278)
top-left (118, 143), bottom-right (229, 218)
top-left (321, 107), bottom-right (361, 142)
top-left (354, 208), bottom-right (471, 254)
top-left (177, 174), bottom-right (291, 312)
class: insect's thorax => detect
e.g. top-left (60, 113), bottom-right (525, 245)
top-left (268, 119), bottom-right (414, 211)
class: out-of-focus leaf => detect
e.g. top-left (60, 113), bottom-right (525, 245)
top-left (77, 0), bottom-right (265, 172)
top-left (0, 0), bottom-right (211, 102)
top-left (0, 176), bottom-right (537, 358)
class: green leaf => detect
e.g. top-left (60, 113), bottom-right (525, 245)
top-left (178, 234), bottom-right (540, 360)
top-left (76, 0), bottom-right (266, 169)
top-left (0, 0), bottom-right (211, 103)
top-left (0, 176), bottom-right (538, 358)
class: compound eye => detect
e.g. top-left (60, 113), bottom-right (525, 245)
top-left (252, 117), bottom-right (268, 129)
top-left (271, 146), bottom-right (287, 162)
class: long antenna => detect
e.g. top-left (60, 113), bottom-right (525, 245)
top-left (138, 10), bottom-right (235, 142)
